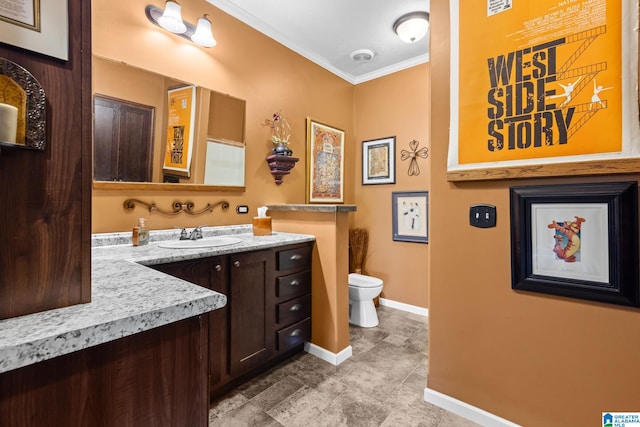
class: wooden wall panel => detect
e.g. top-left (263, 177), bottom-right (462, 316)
top-left (0, 316), bottom-right (209, 427)
top-left (0, 0), bottom-right (91, 318)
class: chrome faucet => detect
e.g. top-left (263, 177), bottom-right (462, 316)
top-left (179, 226), bottom-right (205, 240)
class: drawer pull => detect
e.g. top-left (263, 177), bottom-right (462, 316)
top-left (214, 264), bottom-right (222, 272)
top-left (233, 260), bottom-right (240, 268)
top-left (289, 279), bottom-right (300, 286)
top-left (289, 304), bottom-right (302, 312)
top-left (289, 254), bottom-right (302, 261)
top-left (290, 329), bottom-right (301, 337)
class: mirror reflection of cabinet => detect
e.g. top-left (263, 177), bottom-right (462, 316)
top-left (92, 56), bottom-right (246, 191)
top-left (93, 95), bottom-right (154, 182)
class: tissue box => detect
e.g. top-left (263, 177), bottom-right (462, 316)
top-left (253, 217), bottom-right (272, 236)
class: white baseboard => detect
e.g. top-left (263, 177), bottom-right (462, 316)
top-left (379, 298), bottom-right (429, 317)
top-left (304, 342), bottom-right (352, 366)
top-left (424, 387), bottom-right (520, 427)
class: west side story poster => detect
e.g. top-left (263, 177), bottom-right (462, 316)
top-left (448, 0), bottom-right (640, 172)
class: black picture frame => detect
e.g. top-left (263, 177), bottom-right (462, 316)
top-left (392, 191), bottom-right (428, 243)
top-left (510, 181), bottom-right (639, 307)
top-left (362, 136), bottom-right (395, 185)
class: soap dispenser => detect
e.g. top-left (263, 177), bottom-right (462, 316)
top-left (132, 218), bottom-right (149, 246)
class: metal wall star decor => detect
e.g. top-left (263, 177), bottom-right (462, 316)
top-left (400, 139), bottom-right (429, 176)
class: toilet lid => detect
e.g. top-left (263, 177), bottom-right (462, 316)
top-left (349, 273), bottom-right (383, 288)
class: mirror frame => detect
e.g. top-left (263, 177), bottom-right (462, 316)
top-left (92, 181), bottom-right (244, 192)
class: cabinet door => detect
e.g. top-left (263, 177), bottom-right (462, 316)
top-left (93, 95), bottom-right (154, 182)
top-left (228, 250), bottom-right (275, 375)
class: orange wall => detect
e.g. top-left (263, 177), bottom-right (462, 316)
top-left (428, 1), bottom-right (640, 426)
top-left (91, 0), bottom-right (354, 233)
top-left (353, 65), bottom-right (430, 308)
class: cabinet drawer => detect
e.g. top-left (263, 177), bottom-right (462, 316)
top-left (276, 270), bottom-right (311, 300)
top-left (277, 317), bottom-right (311, 351)
top-left (277, 294), bottom-right (311, 326)
top-left (277, 245), bottom-right (312, 271)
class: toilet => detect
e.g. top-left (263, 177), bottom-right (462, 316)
top-left (348, 273), bottom-right (384, 328)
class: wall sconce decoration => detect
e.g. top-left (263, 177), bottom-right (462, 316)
top-left (0, 58), bottom-right (46, 154)
top-left (266, 154), bottom-right (299, 185)
top-left (393, 11), bottom-right (430, 43)
top-left (265, 111), bottom-right (297, 184)
top-left (145, 1), bottom-right (217, 48)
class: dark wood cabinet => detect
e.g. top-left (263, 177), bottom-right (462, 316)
top-left (151, 242), bottom-right (313, 400)
top-left (93, 94), bottom-right (154, 182)
top-left (228, 250), bottom-right (275, 375)
top-left (274, 244), bottom-right (313, 353)
top-left (0, 316), bottom-right (210, 427)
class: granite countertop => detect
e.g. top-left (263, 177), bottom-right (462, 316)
top-left (0, 225), bottom-right (314, 374)
top-left (267, 204), bottom-right (357, 213)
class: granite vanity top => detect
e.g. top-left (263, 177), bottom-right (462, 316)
top-left (0, 225), bottom-right (314, 374)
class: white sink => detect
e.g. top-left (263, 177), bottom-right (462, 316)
top-left (158, 237), bottom-right (242, 249)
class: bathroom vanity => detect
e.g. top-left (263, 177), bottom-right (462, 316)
top-left (152, 237), bottom-right (313, 398)
top-left (0, 226), bottom-right (314, 426)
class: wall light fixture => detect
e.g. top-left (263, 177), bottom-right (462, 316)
top-left (145, 1), bottom-right (217, 48)
top-left (393, 11), bottom-right (430, 43)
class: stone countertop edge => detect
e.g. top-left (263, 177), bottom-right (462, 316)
top-left (266, 204), bottom-right (357, 213)
top-left (0, 226), bottom-right (315, 374)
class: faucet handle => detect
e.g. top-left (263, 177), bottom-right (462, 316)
top-left (194, 227), bottom-right (203, 239)
top-left (176, 227), bottom-right (188, 240)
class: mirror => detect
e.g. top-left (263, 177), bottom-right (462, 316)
top-left (92, 55), bottom-right (246, 191)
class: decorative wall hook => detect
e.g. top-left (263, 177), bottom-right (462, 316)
top-left (123, 199), bottom-right (229, 215)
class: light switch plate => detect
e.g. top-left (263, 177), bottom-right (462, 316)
top-left (470, 204), bottom-right (496, 228)
top-left (236, 205), bottom-right (249, 214)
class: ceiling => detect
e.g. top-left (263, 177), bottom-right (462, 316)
top-left (206, 0), bottom-right (430, 85)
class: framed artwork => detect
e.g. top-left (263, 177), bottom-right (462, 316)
top-left (306, 117), bottom-right (344, 203)
top-left (510, 181), bottom-right (639, 307)
top-left (0, 0), bottom-right (68, 61)
top-left (362, 136), bottom-right (395, 185)
top-left (447, 0), bottom-right (640, 182)
top-left (163, 86), bottom-right (196, 178)
top-left (392, 191), bottom-right (429, 243)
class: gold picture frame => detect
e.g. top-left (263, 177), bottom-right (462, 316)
top-left (305, 117), bottom-right (345, 203)
top-left (0, 0), bottom-right (67, 61)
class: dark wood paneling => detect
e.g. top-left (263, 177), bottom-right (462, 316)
top-left (0, 316), bottom-right (209, 427)
top-left (0, 0), bottom-right (91, 319)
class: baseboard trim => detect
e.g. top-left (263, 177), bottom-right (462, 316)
top-left (304, 342), bottom-right (352, 366)
top-left (424, 387), bottom-right (520, 427)
top-left (379, 298), bottom-right (429, 317)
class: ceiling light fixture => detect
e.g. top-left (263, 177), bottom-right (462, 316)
top-left (350, 49), bottom-right (375, 62)
top-left (145, 2), bottom-right (217, 48)
top-left (393, 11), bottom-right (430, 43)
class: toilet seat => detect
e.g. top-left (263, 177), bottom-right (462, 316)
top-left (348, 273), bottom-right (383, 288)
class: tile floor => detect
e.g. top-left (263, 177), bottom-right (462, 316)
top-left (208, 305), bottom-right (480, 426)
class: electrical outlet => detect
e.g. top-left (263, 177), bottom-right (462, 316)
top-left (469, 204), bottom-right (496, 228)
top-left (236, 205), bottom-right (249, 214)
